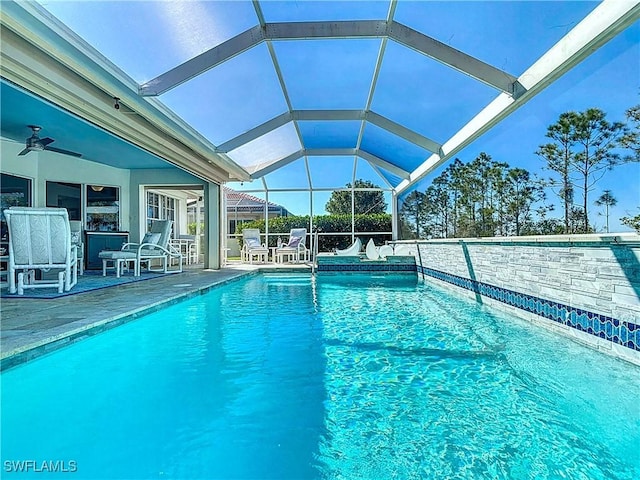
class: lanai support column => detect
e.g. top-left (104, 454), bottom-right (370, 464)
top-left (204, 182), bottom-right (220, 269)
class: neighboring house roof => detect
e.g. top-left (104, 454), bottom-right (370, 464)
top-left (224, 188), bottom-right (290, 215)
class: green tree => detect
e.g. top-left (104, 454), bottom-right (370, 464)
top-left (620, 210), bottom-right (640, 233)
top-left (568, 207), bottom-right (593, 234)
top-left (444, 159), bottom-right (466, 237)
top-left (448, 153), bottom-right (509, 237)
top-left (523, 205), bottom-right (564, 235)
top-left (454, 161), bottom-right (482, 236)
top-left (325, 179), bottom-right (387, 215)
top-left (424, 174), bottom-right (451, 238)
top-left (414, 155), bottom-right (548, 238)
top-left (594, 190), bottom-right (617, 233)
top-left (400, 190), bottom-right (427, 239)
top-left (570, 108), bottom-right (626, 232)
top-left (503, 168), bottom-right (545, 236)
top-left (536, 112), bottom-right (579, 234)
top-left (471, 153), bottom-right (507, 236)
top-left (620, 104), bottom-right (640, 161)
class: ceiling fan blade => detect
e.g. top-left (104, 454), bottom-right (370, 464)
top-left (44, 146), bottom-right (82, 157)
top-left (18, 148), bottom-right (31, 156)
top-left (39, 137), bottom-right (55, 147)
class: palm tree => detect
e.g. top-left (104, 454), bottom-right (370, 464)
top-left (595, 190), bottom-right (617, 232)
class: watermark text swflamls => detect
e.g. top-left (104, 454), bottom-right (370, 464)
top-left (4, 460), bottom-right (77, 473)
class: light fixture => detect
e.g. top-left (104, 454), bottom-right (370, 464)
top-left (90, 185), bottom-right (104, 192)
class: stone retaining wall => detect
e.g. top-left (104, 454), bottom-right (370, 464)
top-left (392, 234), bottom-right (640, 364)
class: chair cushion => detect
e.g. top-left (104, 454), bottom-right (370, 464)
top-left (287, 236), bottom-right (302, 248)
top-left (139, 248), bottom-right (164, 257)
top-left (142, 232), bottom-right (161, 245)
top-left (246, 238), bottom-right (261, 248)
top-left (71, 231), bottom-right (81, 245)
top-left (99, 251), bottom-right (137, 260)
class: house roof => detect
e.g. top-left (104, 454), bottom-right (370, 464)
top-left (224, 188), bottom-right (289, 214)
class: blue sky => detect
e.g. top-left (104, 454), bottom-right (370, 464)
top-left (41, 0), bottom-right (639, 231)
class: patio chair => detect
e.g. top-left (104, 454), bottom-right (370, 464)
top-left (335, 237), bottom-right (362, 256)
top-left (275, 228), bottom-right (309, 263)
top-left (101, 219), bottom-right (182, 276)
top-left (241, 228), bottom-right (268, 264)
top-left (378, 244), bottom-right (393, 259)
top-left (69, 220), bottom-right (84, 275)
top-left (365, 238), bottom-right (380, 260)
top-left (4, 207), bottom-right (78, 295)
top-left (393, 244), bottom-right (412, 256)
top-left (170, 234), bottom-right (198, 265)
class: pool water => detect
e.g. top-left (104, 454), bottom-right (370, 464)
top-left (2, 273), bottom-right (639, 479)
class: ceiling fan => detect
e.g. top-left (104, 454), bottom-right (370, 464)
top-left (18, 125), bottom-right (82, 157)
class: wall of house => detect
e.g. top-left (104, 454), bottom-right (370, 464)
top-left (392, 235), bottom-right (640, 365)
top-left (1, 138), bottom-right (131, 229)
top-left (129, 169), bottom-right (220, 269)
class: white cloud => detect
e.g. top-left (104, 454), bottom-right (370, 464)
top-left (156, 1), bottom-right (231, 61)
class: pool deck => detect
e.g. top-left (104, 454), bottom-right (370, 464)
top-left (0, 262), bottom-right (311, 370)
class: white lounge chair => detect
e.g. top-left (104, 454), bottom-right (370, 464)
top-left (378, 245), bottom-right (393, 259)
top-left (4, 207), bottom-right (78, 295)
top-left (393, 244), bottom-right (412, 256)
top-left (336, 237), bottom-right (362, 255)
top-left (275, 228), bottom-right (309, 263)
top-left (100, 219), bottom-right (182, 276)
top-left (365, 238), bottom-right (380, 260)
top-left (241, 228), bottom-right (268, 264)
top-left (365, 239), bottom-right (393, 260)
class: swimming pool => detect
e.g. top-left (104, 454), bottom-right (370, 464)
top-left (2, 273), bottom-right (638, 479)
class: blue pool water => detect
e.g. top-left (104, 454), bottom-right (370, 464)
top-left (2, 273), bottom-right (639, 479)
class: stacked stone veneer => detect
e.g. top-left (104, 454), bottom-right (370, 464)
top-left (395, 235), bottom-right (640, 364)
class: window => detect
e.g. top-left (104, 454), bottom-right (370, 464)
top-left (46, 181), bottom-right (81, 221)
top-left (86, 185), bottom-right (120, 231)
top-left (1, 173), bottom-right (32, 243)
top-left (146, 191), bottom-right (176, 234)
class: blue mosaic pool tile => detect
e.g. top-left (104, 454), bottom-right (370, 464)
top-left (580, 313), bottom-right (589, 330)
top-left (593, 320), bottom-right (602, 336)
top-left (621, 324), bottom-right (629, 344)
top-left (317, 263), bottom-right (416, 273)
top-left (604, 320), bottom-right (613, 340)
top-left (418, 265), bottom-right (638, 353)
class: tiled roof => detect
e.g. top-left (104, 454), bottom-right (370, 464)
top-left (224, 187), bottom-right (288, 213)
